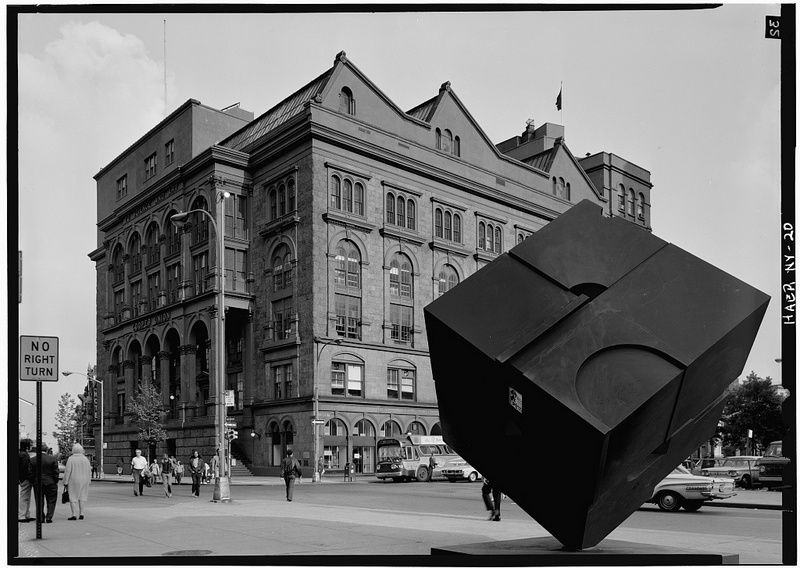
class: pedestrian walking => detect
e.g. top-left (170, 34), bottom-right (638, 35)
top-left (188, 450), bottom-right (205, 498)
top-left (131, 449), bottom-right (148, 496)
top-left (116, 458), bottom-right (123, 476)
top-left (428, 454), bottom-right (436, 482)
top-left (31, 443), bottom-right (59, 523)
top-left (18, 438), bottom-right (34, 523)
top-left (159, 453), bottom-right (173, 498)
top-left (90, 456), bottom-right (98, 479)
top-left (481, 478), bottom-right (502, 521)
top-left (317, 456), bottom-right (325, 481)
top-left (280, 449), bottom-right (302, 501)
top-left (174, 459), bottom-right (184, 485)
top-left (150, 459), bottom-right (161, 484)
top-left (210, 449), bottom-right (220, 483)
top-left (63, 443), bottom-right (91, 520)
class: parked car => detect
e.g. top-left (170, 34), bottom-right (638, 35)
top-left (648, 465), bottom-right (736, 512)
top-left (441, 459), bottom-right (482, 482)
top-left (758, 441), bottom-right (789, 489)
top-left (701, 456), bottom-right (761, 489)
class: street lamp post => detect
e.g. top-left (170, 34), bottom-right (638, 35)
top-left (313, 337), bottom-right (342, 482)
top-left (171, 190), bottom-right (230, 502)
top-left (62, 369), bottom-right (103, 479)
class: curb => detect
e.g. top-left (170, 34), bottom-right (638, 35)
top-left (704, 501), bottom-right (782, 511)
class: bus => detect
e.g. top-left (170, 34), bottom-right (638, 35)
top-left (375, 435), bottom-right (457, 482)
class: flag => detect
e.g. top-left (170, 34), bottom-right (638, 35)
top-left (555, 87), bottom-right (562, 111)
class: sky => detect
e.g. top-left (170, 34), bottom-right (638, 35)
top-left (12, 5), bottom-right (785, 450)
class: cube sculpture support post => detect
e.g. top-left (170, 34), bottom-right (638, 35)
top-left (424, 200), bottom-right (770, 551)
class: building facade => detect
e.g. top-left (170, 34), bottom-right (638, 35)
top-left (89, 52), bottom-right (652, 476)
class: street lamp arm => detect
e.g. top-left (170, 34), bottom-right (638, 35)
top-left (171, 208), bottom-right (219, 234)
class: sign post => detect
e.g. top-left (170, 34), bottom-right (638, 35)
top-left (20, 335), bottom-right (59, 540)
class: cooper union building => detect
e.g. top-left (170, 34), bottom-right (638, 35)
top-left (89, 52), bottom-right (653, 476)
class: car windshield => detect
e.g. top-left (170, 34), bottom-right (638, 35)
top-left (673, 465), bottom-right (691, 475)
top-left (722, 459), bottom-right (751, 467)
top-left (417, 445), bottom-right (441, 455)
top-left (378, 445), bottom-right (401, 459)
top-left (765, 443), bottom-right (782, 457)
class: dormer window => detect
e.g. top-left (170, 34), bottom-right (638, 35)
top-left (339, 87), bottom-right (356, 115)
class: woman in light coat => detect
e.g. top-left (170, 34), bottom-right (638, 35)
top-left (63, 443), bottom-right (91, 520)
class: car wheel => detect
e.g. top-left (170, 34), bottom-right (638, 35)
top-left (682, 501), bottom-right (703, 512)
top-left (741, 475), bottom-right (752, 489)
top-left (656, 491), bottom-right (682, 512)
top-left (417, 467), bottom-right (430, 482)
top-left (468, 472), bottom-right (478, 482)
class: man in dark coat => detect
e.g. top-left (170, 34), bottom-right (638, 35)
top-left (18, 438), bottom-right (34, 522)
top-left (31, 443), bottom-right (60, 523)
top-left (280, 449), bottom-right (302, 502)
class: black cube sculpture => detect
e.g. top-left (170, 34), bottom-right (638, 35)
top-left (424, 200), bottom-right (769, 550)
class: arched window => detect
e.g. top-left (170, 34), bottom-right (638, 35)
top-left (518, 233), bottom-right (524, 245)
top-left (430, 423), bottom-right (442, 436)
top-left (145, 223), bottom-right (160, 266)
top-left (353, 182), bottom-right (364, 216)
top-left (389, 253), bottom-right (413, 299)
top-left (129, 233), bottom-right (142, 274)
top-left (557, 177), bottom-right (567, 200)
top-left (386, 193), bottom-right (395, 224)
top-left (453, 136), bottom-right (461, 157)
top-left (437, 264), bottom-right (459, 297)
top-left (396, 196), bottom-right (406, 227)
top-left (494, 226), bottom-right (502, 254)
top-left (434, 208), bottom-right (443, 238)
top-left (453, 214), bottom-right (461, 243)
top-left (628, 188), bottom-right (635, 215)
top-left (435, 128), bottom-right (442, 150)
top-left (287, 179), bottom-right (296, 212)
top-left (618, 184), bottom-right (626, 212)
top-left (407, 199), bottom-right (416, 230)
top-left (269, 422), bottom-right (281, 466)
top-left (334, 240), bottom-right (361, 290)
top-left (409, 421), bottom-right (425, 435)
top-left (486, 223), bottom-right (494, 252)
top-left (441, 129), bottom-right (453, 154)
top-left (638, 192), bottom-right (645, 218)
top-left (380, 420), bottom-right (402, 438)
top-left (278, 183), bottom-right (286, 217)
top-left (553, 177), bottom-right (558, 196)
top-left (112, 244), bottom-right (125, 285)
top-left (339, 87), bottom-right (355, 115)
top-left (444, 212), bottom-right (452, 241)
top-left (269, 189), bottom-right (277, 220)
top-left (353, 419), bottom-right (375, 437)
top-left (343, 179), bottom-right (353, 213)
top-left (324, 418), bottom-right (347, 437)
top-left (565, 182), bottom-right (571, 201)
top-left (330, 176), bottom-right (341, 210)
top-left (478, 222), bottom-right (486, 250)
top-left (166, 210), bottom-right (181, 256)
top-left (272, 244), bottom-right (293, 292)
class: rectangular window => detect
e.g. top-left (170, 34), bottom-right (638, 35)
top-left (390, 304), bottom-right (413, 343)
top-left (284, 365), bottom-right (293, 398)
top-left (116, 175), bottom-right (128, 200)
top-left (618, 195), bottom-right (625, 212)
top-left (274, 366), bottom-right (283, 399)
top-left (272, 298), bottom-right (294, 340)
top-left (401, 369), bottom-right (416, 400)
top-left (331, 362), bottom-right (346, 395)
top-left (331, 362), bottom-right (363, 397)
top-left (131, 280), bottom-right (142, 316)
top-left (224, 248), bottom-right (247, 293)
top-left (117, 392), bottom-right (126, 415)
top-left (114, 289), bottom-right (125, 321)
top-left (165, 139), bottom-right (175, 166)
top-left (144, 152), bottom-right (157, 180)
top-left (335, 294), bottom-right (361, 339)
top-left (147, 272), bottom-right (161, 309)
top-left (166, 263), bottom-right (181, 303)
top-left (387, 368), bottom-right (399, 399)
top-left (193, 252), bottom-right (208, 294)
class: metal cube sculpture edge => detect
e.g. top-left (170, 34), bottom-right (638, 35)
top-left (424, 200), bottom-right (769, 550)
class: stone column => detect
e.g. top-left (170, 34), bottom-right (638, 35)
top-left (122, 360), bottom-right (135, 424)
top-left (158, 351), bottom-right (171, 408)
top-left (180, 344), bottom-right (197, 419)
top-left (106, 364), bottom-right (117, 421)
top-left (140, 356), bottom-right (153, 387)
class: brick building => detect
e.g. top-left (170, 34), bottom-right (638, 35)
top-left (89, 52), bottom-right (652, 476)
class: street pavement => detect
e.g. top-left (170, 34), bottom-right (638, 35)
top-left (14, 475), bottom-right (784, 562)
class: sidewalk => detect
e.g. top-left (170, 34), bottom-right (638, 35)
top-left (93, 474), bottom-right (785, 509)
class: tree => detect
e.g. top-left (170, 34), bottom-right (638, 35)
top-left (53, 393), bottom-right (78, 457)
top-left (720, 371), bottom-right (786, 454)
top-left (129, 380), bottom-right (167, 460)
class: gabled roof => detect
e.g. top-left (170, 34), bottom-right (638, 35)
top-left (524, 147), bottom-right (557, 172)
top-left (222, 67), bottom-right (334, 151)
top-left (406, 94), bottom-right (442, 123)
